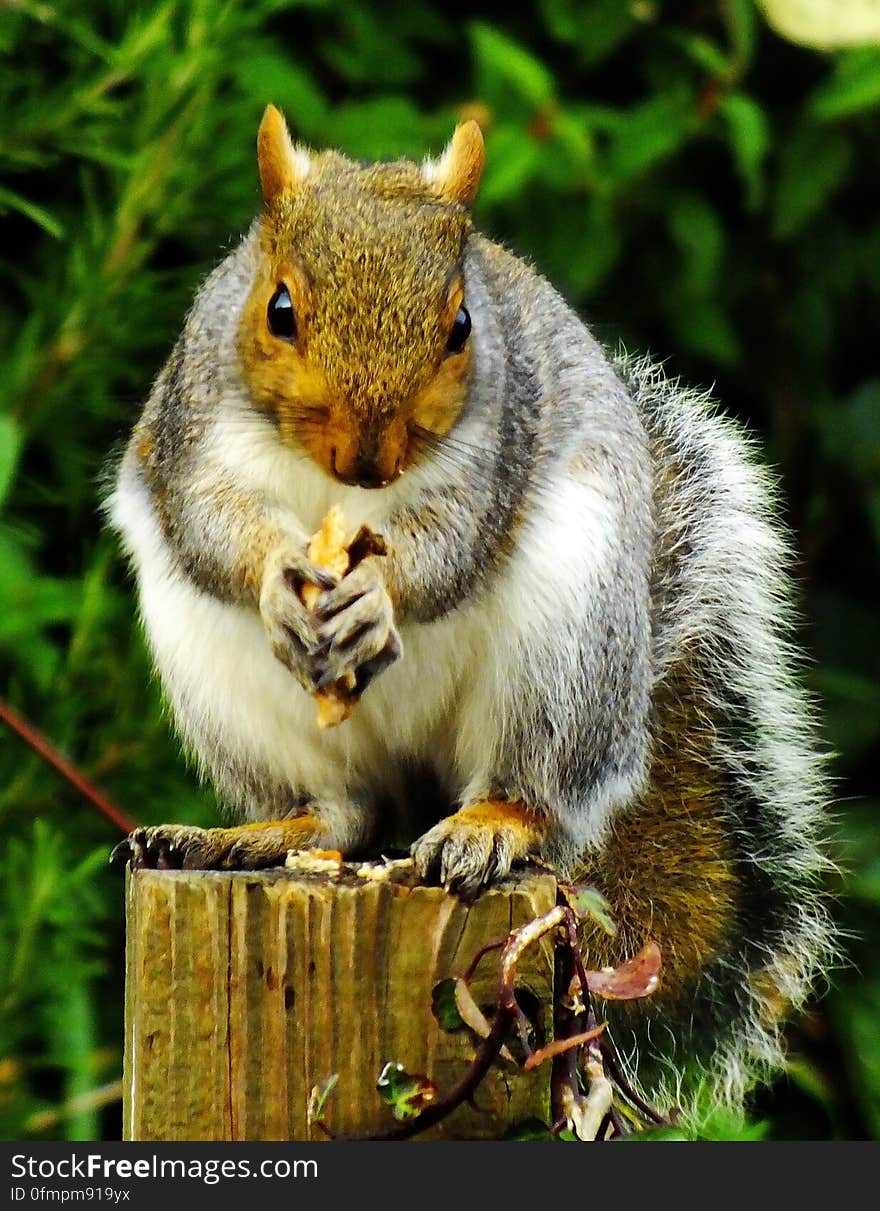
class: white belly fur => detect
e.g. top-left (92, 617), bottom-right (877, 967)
top-left (111, 470), bottom-right (500, 811)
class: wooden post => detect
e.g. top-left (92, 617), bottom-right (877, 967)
top-left (123, 865), bottom-right (557, 1141)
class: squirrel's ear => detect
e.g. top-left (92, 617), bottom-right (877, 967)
top-left (422, 121), bottom-right (485, 207)
top-left (257, 104), bottom-right (310, 206)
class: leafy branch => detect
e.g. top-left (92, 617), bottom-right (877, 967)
top-left (315, 891), bottom-right (668, 1142)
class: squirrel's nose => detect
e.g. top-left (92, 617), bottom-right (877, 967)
top-left (350, 457), bottom-right (391, 490)
top-left (329, 447), bottom-right (392, 490)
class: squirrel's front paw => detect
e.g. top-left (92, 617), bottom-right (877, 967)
top-left (312, 559), bottom-right (402, 693)
top-left (260, 541), bottom-right (339, 688)
top-left (411, 800), bottom-right (547, 898)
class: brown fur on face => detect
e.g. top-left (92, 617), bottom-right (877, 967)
top-left (410, 280), bottom-right (472, 439)
top-left (237, 141), bottom-right (476, 486)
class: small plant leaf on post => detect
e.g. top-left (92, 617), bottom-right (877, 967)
top-left (559, 883), bottom-right (618, 937)
top-left (431, 978), bottom-right (466, 1031)
top-left (307, 1074), bottom-right (339, 1133)
top-left (376, 1063), bottom-right (438, 1121)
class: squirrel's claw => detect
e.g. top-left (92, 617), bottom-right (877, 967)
top-left (354, 634), bottom-right (403, 692)
top-left (110, 819), bottom-right (328, 872)
top-left (260, 540), bottom-right (333, 687)
top-left (110, 834), bottom-right (137, 868)
top-left (413, 824), bottom-right (513, 898)
top-left (412, 801), bottom-right (546, 899)
top-left (111, 824), bottom-right (207, 870)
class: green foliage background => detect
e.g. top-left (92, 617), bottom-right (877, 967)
top-left (1, 0), bottom-right (879, 1140)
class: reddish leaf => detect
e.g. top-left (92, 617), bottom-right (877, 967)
top-left (577, 941), bottom-right (662, 1001)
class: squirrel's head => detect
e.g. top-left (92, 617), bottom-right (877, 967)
top-left (238, 104), bottom-right (484, 489)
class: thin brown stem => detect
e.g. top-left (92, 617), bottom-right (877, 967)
top-left (462, 936), bottom-right (506, 984)
top-left (564, 912), bottom-right (595, 1003)
top-left (0, 698), bottom-right (135, 834)
top-left (25, 1080), bottom-right (123, 1134)
top-left (551, 918), bottom-right (580, 1124)
top-left (525, 1023), bottom-right (605, 1071)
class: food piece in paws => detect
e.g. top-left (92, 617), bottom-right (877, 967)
top-left (303, 506), bottom-right (386, 728)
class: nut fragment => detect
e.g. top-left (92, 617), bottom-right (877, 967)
top-left (303, 506), bottom-right (386, 728)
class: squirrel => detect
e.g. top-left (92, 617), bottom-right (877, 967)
top-left (109, 104), bottom-right (834, 1120)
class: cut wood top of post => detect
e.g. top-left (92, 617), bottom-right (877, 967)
top-left (126, 853), bottom-right (557, 896)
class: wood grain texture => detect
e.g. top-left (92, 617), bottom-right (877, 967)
top-left (124, 867), bottom-right (556, 1140)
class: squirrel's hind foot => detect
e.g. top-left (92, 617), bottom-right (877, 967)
top-left (112, 816), bottom-right (329, 872)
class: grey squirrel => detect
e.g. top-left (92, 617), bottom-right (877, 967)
top-left (109, 105), bottom-right (834, 1117)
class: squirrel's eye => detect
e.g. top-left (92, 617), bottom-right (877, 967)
top-left (267, 285), bottom-right (297, 340)
top-left (445, 305), bottom-right (471, 356)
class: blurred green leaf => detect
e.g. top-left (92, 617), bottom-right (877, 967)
top-left (666, 191), bottom-right (725, 296)
top-left (721, 92), bottom-right (770, 208)
top-left (308, 1072), bottom-right (338, 1122)
top-left (672, 31), bottom-right (730, 77)
top-left (561, 883), bottom-right (618, 936)
top-left (832, 979), bottom-right (880, 1138)
top-left (724, 0), bottom-right (758, 72)
top-left (232, 50), bottom-right (327, 138)
top-left (817, 381), bottom-right (880, 477)
top-left (320, 1), bottom-right (436, 87)
top-left (785, 1056), bottom-right (836, 1114)
top-left (431, 979), bottom-right (466, 1031)
top-left (324, 96), bottom-right (427, 159)
top-left (480, 124), bottom-right (543, 204)
top-left (470, 22), bottom-right (555, 110)
top-left (810, 48), bottom-right (880, 121)
top-left (669, 297), bottom-right (740, 365)
top-left (812, 668), bottom-right (880, 763)
top-left (773, 126), bottom-right (853, 238)
top-left (626, 1125), bottom-right (690, 1141)
top-left (0, 187), bottom-right (64, 239)
top-left (838, 801), bottom-right (880, 906)
top-left (529, 194), bottom-right (622, 295)
top-left (684, 1106), bottom-right (770, 1141)
top-left (603, 90), bottom-right (696, 187)
top-left (541, 0), bottom-right (642, 65)
top-left (0, 416), bottom-right (23, 509)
